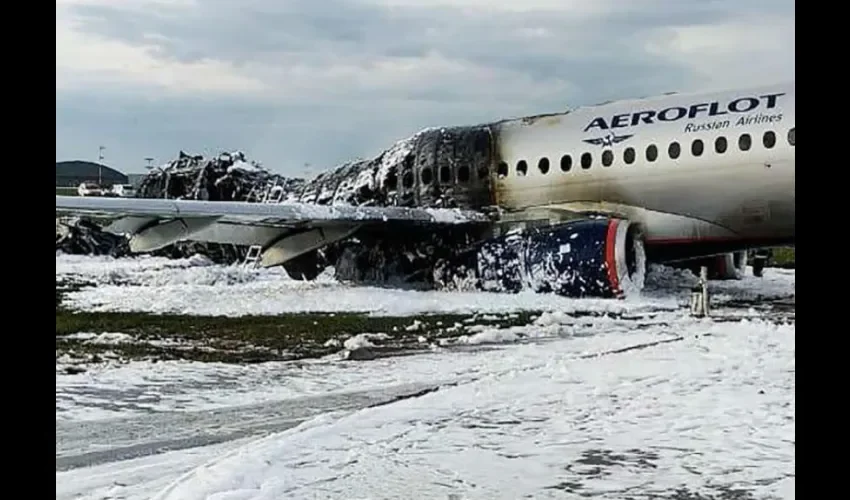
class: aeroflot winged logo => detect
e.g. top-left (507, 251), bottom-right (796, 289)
top-left (581, 91), bottom-right (786, 143)
top-left (582, 131), bottom-right (633, 147)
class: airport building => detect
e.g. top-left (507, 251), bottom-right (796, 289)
top-left (127, 173), bottom-right (148, 189)
top-left (55, 161), bottom-right (129, 187)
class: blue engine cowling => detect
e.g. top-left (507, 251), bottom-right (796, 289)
top-left (435, 217), bottom-right (646, 299)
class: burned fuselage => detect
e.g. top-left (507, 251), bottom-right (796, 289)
top-left (273, 125), bottom-right (503, 285)
top-left (61, 81), bottom-right (793, 300)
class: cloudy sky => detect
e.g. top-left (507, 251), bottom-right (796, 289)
top-left (56, 0), bottom-right (794, 176)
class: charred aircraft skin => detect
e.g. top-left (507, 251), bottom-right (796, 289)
top-left (211, 125), bottom-right (503, 282)
top-left (209, 125), bottom-right (498, 212)
top-left (56, 81), bottom-right (795, 300)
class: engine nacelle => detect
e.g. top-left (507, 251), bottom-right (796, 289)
top-left (435, 218), bottom-right (647, 299)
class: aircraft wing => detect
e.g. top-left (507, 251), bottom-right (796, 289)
top-left (56, 195), bottom-right (492, 266)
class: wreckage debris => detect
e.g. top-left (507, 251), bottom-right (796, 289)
top-left (56, 125), bottom-right (497, 283)
top-left (134, 150), bottom-right (306, 202)
top-left (55, 150), bottom-right (302, 265)
top-left (55, 217), bottom-right (251, 265)
top-left (56, 217), bottom-right (130, 258)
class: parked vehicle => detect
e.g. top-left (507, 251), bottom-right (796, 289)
top-left (111, 184), bottom-right (136, 197)
top-left (77, 182), bottom-right (103, 197)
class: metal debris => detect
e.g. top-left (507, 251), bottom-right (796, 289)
top-left (56, 150), bottom-right (305, 264)
top-left (55, 124), bottom-right (496, 275)
top-left (136, 150), bottom-right (305, 202)
top-left (56, 217), bottom-right (130, 257)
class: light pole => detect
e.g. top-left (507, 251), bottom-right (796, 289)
top-left (98, 146), bottom-right (106, 186)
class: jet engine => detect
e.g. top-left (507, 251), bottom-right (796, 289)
top-left (435, 218), bottom-right (647, 298)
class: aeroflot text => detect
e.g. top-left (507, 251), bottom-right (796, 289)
top-left (683, 112), bottom-right (783, 133)
top-left (583, 92), bottom-right (785, 132)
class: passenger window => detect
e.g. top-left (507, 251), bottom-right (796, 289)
top-left (763, 130), bottom-right (776, 149)
top-left (646, 144), bottom-right (658, 162)
top-left (580, 152), bottom-right (592, 169)
top-left (668, 142), bottom-right (681, 159)
top-left (516, 160), bottom-right (528, 176)
top-left (602, 150), bottom-right (613, 167)
top-left (497, 161), bottom-right (508, 178)
top-left (788, 128), bottom-right (795, 146)
top-left (538, 157), bottom-right (550, 174)
top-left (421, 167), bottom-right (433, 185)
top-left (458, 165), bottom-right (470, 182)
top-left (402, 171), bottom-right (414, 188)
top-left (623, 147), bottom-right (635, 165)
top-left (560, 154), bottom-right (572, 172)
top-left (738, 133), bottom-right (752, 151)
top-left (715, 136), bottom-right (727, 154)
top-left (691, 139), bottom-right (704, 157)
top-left (440, 166), bottom-right (451, 183)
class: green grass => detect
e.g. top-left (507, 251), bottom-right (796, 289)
top-left (56, 310), bottom-right (529, 362)
top-left (770, 247), bottom-right (795, 268)
top-left (56, 187), bottom-right (78, 196)
top-left (56, 309), bottom-right (538, 363)
top-left (55, 278), bottom-right (539, 364)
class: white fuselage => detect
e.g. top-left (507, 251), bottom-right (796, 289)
top-left (491, 82), bottom-right (795, 252)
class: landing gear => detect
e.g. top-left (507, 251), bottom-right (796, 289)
top-left (751, 249), bottom-right (772, 278)
top-left (283, 250), bottom-right (322, 281)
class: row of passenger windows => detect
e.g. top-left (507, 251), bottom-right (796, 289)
top-left (497, 128), bottom-right (795, 177)
top-left (386, 163), bottom-right (489, 190)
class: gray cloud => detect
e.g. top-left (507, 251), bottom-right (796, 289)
top-left (56, 0), bottom-right (794, 174)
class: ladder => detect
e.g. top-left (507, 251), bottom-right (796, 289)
top-left (245, 182), bottom-right (283, 204)
top-left (243, 245), bottom-right (263, 268)
top-left (243, 183), bottom-right (284, 267)
top-left (265, 184), bottom-right (284, 204)
top-left (245, 186), bottom-right (262, 203)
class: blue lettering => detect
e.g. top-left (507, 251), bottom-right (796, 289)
top-left (688, 102), bottom-right (709, 118)
top-left (658, 107), bottom-right (686, 121)
top-left (760, 92), bottom-right (784, 108)
top-left (708, 102), bottom-right (728, 116)
top-left (583, 92), bottom-right (785, 131)
top-left (583, 117), bottom-right (609, 132)
top-left (631, 111), bottom-right (655, 126)
top-left (611, 113), bottom-right (630, 128)
top-left (729, 97), bottom-right (759, 113)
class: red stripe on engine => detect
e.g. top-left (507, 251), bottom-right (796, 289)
top-left (604, 219), bottom-right (621, 297)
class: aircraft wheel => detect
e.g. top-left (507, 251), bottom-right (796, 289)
top-left (283, 250), bottom-right (321, 281)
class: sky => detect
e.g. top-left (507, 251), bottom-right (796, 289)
top-left (56, 0), bottom-right (794, 176)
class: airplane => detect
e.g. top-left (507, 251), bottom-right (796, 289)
top-left (55, 81), bottom-right (795, 299)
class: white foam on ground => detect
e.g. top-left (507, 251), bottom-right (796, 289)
top-left (55, 254), bottom-right (794, 499)
top-left (56, 254), bottom-right (794, 423)
top-left (342, 333), bottom-right (390, 350)
top-left (123, 317), bottom-right (791, 500)
top-left (56, 436), bottom-right (255, 500)
top-left (56, 254), bottom-right (792, 316)
top-left (56, 302), bottom-right (789, 424)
